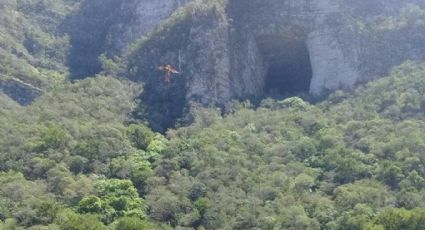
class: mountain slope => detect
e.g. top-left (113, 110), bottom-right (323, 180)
top-left (1, 1), bottom-right (425, 229)
top-left (144, 62), bottom-right (425, 229)
top-left (0, 0), bottom-right (80, 85)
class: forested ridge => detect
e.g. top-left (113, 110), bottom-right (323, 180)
top-left (1, 0), bottom-right (425, 230)
top-left (2, 61), bottom-right (425, 229)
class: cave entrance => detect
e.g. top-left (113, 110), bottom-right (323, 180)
top-left (257, 35), bottom-right (312, 99)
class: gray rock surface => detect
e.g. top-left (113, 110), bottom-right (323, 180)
top-left (119, 0), bottom-right (425, 130)
top-left (67, 0), bottom-right (191, 78)
top-left (105, 0), bottom-right (191, 54)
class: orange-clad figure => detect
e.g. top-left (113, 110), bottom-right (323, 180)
top-left (158, 64), bottom-right (179, 84)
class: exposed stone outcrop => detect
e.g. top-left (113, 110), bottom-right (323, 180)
top-left (124, 0), bottom-right (425, 130)
top-left (105, 0), bottom-right (191, 54)
top-left (66, 0), bottom-right (190, 78)
top-left (0, 77), bottom-right (42, 105)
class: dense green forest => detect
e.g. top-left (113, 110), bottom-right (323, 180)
top-left (2, 0), bottom-right (425, 229)
top-left (2, 62), bottom-right (425, 229)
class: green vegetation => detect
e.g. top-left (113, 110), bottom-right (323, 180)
top-left (0, 0), bottom-right (81, 87)
top-left (355, 4), bottom-right (425, 32)
top-left (2, 62), bottom-right (425, 229)
top-left (1, 0), bottom-right (425, 229)
top-left (0, 76), bottom-right (158, 229)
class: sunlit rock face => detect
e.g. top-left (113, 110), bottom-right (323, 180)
top-left (227, 0), bottom-right (349, 98)
top-left (124, 0), bottom-right (425, 130)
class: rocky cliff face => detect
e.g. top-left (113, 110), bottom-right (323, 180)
top-left (66, 0), bottom-right (190, 79)
top-left (2, 0), bottom-right (423, 128)
top-left (0, 78), bottom-right (42, 105)
top-left (123, 0), bottom-right (425, 130)
top-left (105, 0), bottom-right (191, 54)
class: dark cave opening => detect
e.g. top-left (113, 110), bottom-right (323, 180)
top-left (258, 35), bottom-right (313, 99)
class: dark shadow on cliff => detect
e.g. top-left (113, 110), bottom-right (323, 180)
top-left (63, 0), bottom-right (123, 79)
top-left (257, 35), bottom-right (313, 100)
top-left (134, 79), bottom-right (188, 133)
top-left (0, 78), bottom-right (42, 105)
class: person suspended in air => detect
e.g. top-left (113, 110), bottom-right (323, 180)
top-left (158, 64), bottom-right (179, 84)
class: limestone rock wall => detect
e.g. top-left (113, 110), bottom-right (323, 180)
top-left (105, 0), bottom-right (191, 54)
top-left (124, 0), bottom-right (425, 130)
top-left (67, 0), bottom-right (191, 78)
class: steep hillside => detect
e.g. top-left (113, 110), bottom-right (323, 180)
top-left (2, 0), bottom-right (425, 127)
top-left (143, 62), bottom-right (425, 229)
top-left (0, 0), bottom-right (81, 103)
top-left (1, 1), bottom-right (425, 229)
top-left (0, 0), bottom-right (80, 84)
top-left (65, 0), bottom-right (190, 79)
top-left (1, 62), bottom-right (425, 229)
top-left (123, 0), bottom-right (425, 131)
